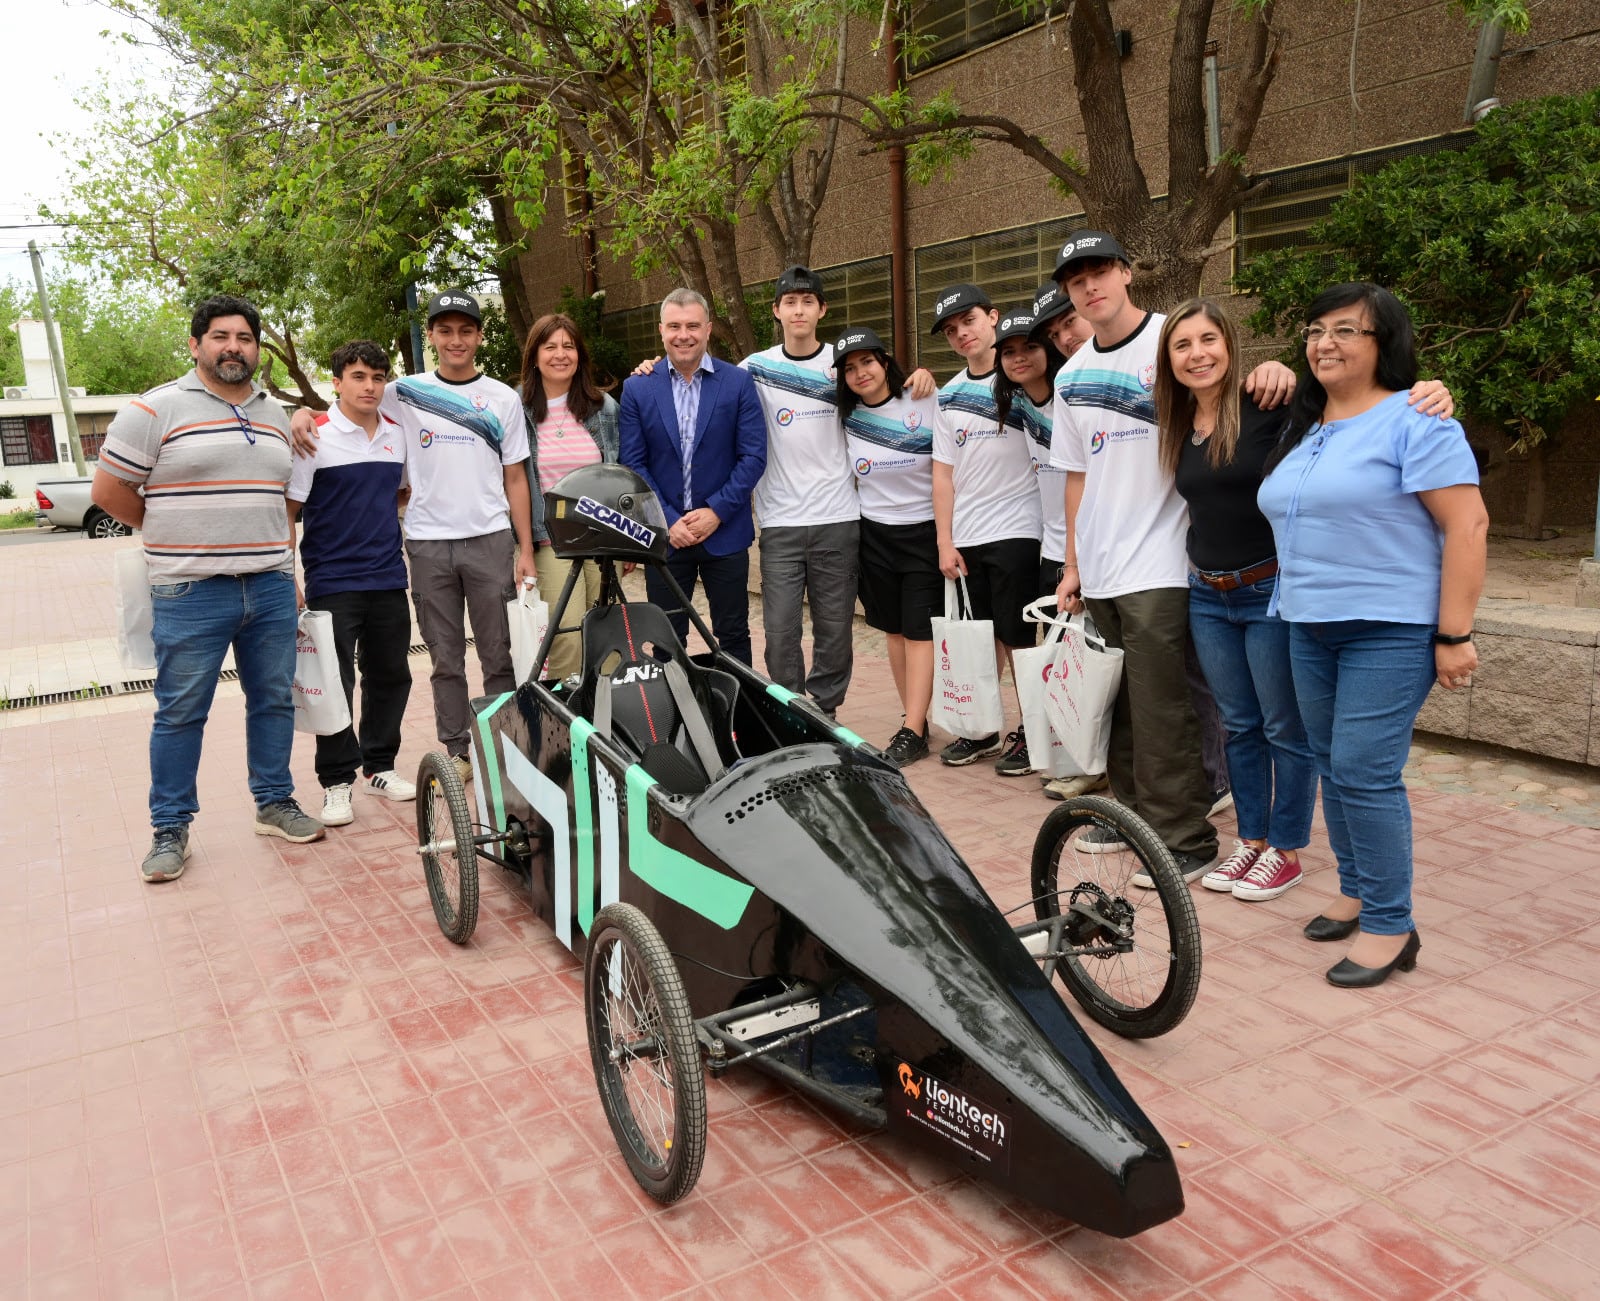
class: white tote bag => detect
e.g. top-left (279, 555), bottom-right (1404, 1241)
top-left (1013, 597), bottom-right (1089, 780)
top-left (507, 579), bottom-right (550, 685)
top-left (1042, 604), bottom-right (1124, 774)
top-left (929, 577), bottom-right (1004, 740)
top-left (113, 547), bottom-right (156, 674)
top-left (292, 609), bottom-right (352, 735)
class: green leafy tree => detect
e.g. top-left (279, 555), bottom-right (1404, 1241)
top-left (1, 274), bottom-right (190, 395)
top-left (47, 56), bottom-right (488, 406)
top-left (845, 0), bottom-right (1530, 310)
top-left (65, 0), bottom-right (878, 360)
top-left (51, 278), bottom-right (191, 396)
top-left (553, 287), bottom-right (630, 391)
top-left (1235, 90), bottom-right (1600, 538)
top-left (0, 284), bottom-right (25, 388)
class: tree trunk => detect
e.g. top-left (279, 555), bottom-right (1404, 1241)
top-left (703, 216), bottom-right (758, 359)
top-left (1108, 209), bottom-right (1212, 313)
top-left (1524, 440), bottom-right (1548, 541)
top-left (487, 191), bottom-right (535, 348)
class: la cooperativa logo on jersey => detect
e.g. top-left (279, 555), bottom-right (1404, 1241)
top-left (893, 1062), bottom-right (1011, 1170)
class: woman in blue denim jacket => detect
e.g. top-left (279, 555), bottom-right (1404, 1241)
top-left (520, 313), bottom-right (620, 680)
top-left (1258, 284), bottom-right (1486, 988)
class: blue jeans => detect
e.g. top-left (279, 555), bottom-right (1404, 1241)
top-left (1288, 619), bottom-right (1436, 936)
top-left (149, 571), bottom-right (299, 828)
top-left (1188, 572), bottom-right (1316, 847)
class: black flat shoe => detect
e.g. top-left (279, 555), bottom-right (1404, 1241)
top-left (1304, 913), bottom-right (1359, 942)
top-left (1326, 931), bottom-right (1421, 988)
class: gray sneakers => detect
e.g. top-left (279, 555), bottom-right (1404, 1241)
top-left (1042, 772), bottom-right (1109, 801)
top-left (141, 827), bottom-right (191, 883)
top-left (254, 799), bottom-right (326, 843)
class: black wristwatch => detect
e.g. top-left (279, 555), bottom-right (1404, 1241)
top-left (1432, 631), bottom-right (1473, 646)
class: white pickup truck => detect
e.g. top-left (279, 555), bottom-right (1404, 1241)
top-left (33, 476), bottom-right (134, 538)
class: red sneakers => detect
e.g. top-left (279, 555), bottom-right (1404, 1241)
top-left (1202, 841), bottom-right (1261, 893)
top-left (1232, 847), bottom-right (1303, 901)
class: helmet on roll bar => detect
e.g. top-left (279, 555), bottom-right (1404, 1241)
top-left (543, 464), bottom-right (671, 563)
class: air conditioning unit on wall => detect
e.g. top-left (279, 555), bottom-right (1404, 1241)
top-left (3, 386), bottom-right (29, 401)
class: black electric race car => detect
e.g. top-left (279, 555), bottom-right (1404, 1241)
top-left (413, 464), bottom-right (1202, 1238)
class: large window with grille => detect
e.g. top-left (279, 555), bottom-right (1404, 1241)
top-left (601, 303), bottom-right (664, 371)
top-left (914, 215), bottom-right (1086, 368)
top-left (909, 0), bottom-right (1060, 73)
top-left (601, 255), bottom-right (894, 367)
top-left (76, 413), bottom-right (113, 461)
top-left (1234, 132), bottom-right (1474, 273)
top-left (814, 257), bottom-right (895, 355)
top-left (1, 416), bottom-right (57, 466)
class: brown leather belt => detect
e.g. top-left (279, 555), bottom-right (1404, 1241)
top-left (1195, 558), bottom-right (1279, 592)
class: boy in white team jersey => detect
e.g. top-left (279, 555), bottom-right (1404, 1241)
top-left (929, 283), bottom-right (1042, 769)
top-left (741, 267), bottom-right (859, 716)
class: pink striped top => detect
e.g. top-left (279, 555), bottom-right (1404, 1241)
top-left (534, 394), bottom-right (603, 493)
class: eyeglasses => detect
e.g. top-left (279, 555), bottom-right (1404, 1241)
top-left (228, 402), bottom-right (255, 445)
top-left (1300, 324), bottom-right (1377, 344)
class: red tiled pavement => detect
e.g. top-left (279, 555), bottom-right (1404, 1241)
top-left (6, 607), bottom-right (1600, 1298)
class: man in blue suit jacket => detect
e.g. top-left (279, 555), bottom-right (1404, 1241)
top-left (619, 288), bottom-right (768, 663)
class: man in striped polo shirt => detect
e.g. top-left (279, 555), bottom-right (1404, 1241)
top-left (92, 294), bottom-right (325, 883)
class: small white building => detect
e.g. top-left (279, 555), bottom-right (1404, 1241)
top-left (2, 318), bottom-right (135, 499)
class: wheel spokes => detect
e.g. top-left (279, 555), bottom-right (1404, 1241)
top-left (1052, 835), bottom-right (1175, 1014)
top-left (602, 939), bottom-right (678, 1168)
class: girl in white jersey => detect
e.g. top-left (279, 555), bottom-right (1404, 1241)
top-left (835, 326), bottom-right (940, 768)
top-left (992, 310), bottom-right (1068, 608)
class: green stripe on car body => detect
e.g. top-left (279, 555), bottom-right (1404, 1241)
top-left (624, 765), bottom-right (753, 929)
top-left (570, 717), bottom-right (597, 935)
top-left (473, 692), bottom-right (515, 830)
top-left (764, 682), bottom-right (865, 748)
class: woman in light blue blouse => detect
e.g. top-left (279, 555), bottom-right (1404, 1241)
top-left (1258, 283), bottom-right (1487, 989)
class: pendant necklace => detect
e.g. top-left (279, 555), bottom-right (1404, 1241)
top-left (1191, 425), bottom-right (1212, 446)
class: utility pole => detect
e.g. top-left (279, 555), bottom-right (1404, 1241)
top-left (27, 240), bottom-right (86, 476)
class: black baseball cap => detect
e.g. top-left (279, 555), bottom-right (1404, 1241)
top-left (1030, 281), bottom-right (1077, 333)
top-left (833, 326), bottom-right (887, 359)
top-left (426, 288), bottom-right (483, 324)
top-left (1052, 230), bottom-right (1132, 281)
top-left (773, 266), bottom-right (827, 304)
top-left (929, 283), bottom-right (993, 334)
top-left (994, 309), bottom-right (1037, 347)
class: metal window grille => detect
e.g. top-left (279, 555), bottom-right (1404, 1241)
top-left (1233, 132), bottom-right (1475, 274)
top-left (1, 415), bottom-right (57, 466)
top-left (604, 304), bottom-right (665, 370)
top-left (908, 0), bottom-right (1060, 74)
top-left (601, 254), bottom-right (894, 367)
top-left (913, 213), bottom-right (1086, 369)
top-left (76, 413), bottom-right (112, 461)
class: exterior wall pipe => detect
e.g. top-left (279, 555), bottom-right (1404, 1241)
top-left (886, 8), bottom-right (911, 366)
top-left (1203, 42), bottom-right (1223, 166)
top-left (1464, 19), bottom-right (1506, 122)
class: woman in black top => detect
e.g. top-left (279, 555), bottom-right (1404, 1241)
top-left (1156, 298), bottom-right (1451, 908)
top-left (1155, 302), bottom-right (1313, 903)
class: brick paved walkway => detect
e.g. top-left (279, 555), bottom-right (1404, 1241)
top-left (3, 541), bottom-right (1600, 1298)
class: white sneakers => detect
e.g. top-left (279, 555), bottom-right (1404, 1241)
top-left (321, 784), bottom-right (354, 827)
top-left (322, 770), bottom-right (417, 829)
top-left (367, 770), bottom-right (417, 802)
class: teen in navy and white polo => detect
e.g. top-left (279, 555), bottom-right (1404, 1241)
top-left (288, 405), bottom-right (407, 600)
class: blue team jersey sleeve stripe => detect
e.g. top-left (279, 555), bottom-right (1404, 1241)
top-left (843, 411), bottom-right (934, 453)
top-left (745, 358), bottom-right (836, 404)
top-left (393, 379), bottom-right (505, 453)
